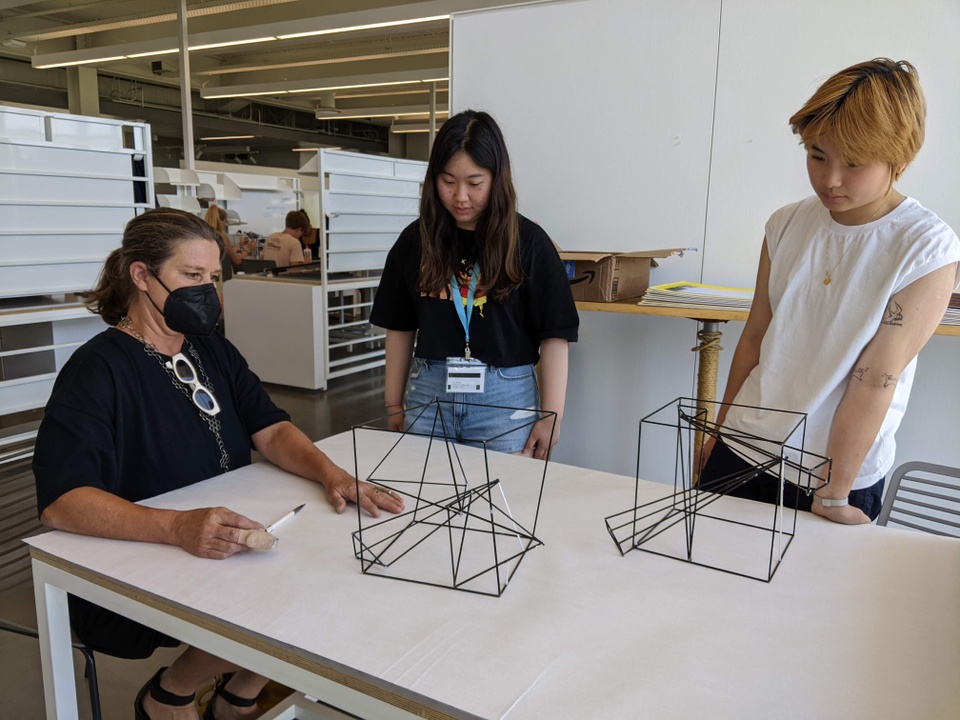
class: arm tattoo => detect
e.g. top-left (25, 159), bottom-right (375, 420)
top-left (881, 300), bottom-right (903, 327)
top-left (882, 373), bottom-right (898, 388)
top-left (852, 366), bottom-right (867, 381)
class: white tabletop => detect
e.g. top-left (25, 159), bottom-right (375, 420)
top-left (28, 432), bottom-right (960, 720)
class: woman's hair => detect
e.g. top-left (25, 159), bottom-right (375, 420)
top-left (419, 110), bottom-right (522, 301)
top-left (85, 208), bottom-right (223, 326)
top-left (296, 209), bottom-right (313, 231)
top-left (789, 58), bottom-right (925, 179)
top-left (203, 204), bottom-right (227, 230)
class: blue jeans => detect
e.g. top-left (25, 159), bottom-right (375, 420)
top-left (404, 358), bottom-right (541, 453)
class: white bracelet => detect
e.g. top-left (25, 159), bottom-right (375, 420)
top-left (812, 493), bottom-right (849, 508)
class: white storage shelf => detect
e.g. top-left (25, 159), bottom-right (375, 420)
top-left (0, 105), bottom-right (148, 593)
top-left (0, 309), bottom-right (105, 411)
top-left (310, 149), bottom-right (426, 384)
top-left (0, 119), bottom-right (150, 436)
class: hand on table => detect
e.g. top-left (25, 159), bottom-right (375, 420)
top-left (172, 507), bottom-right (264, 559)
top-left (321, 463), bottom-right (405, 518)
top-left (810, 501), bottom-right (871, 525)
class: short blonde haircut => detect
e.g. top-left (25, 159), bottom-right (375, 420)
top-left (789, 58), bottom-right (925, 179)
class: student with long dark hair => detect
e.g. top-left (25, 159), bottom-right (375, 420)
top-left (371, 110), bottom-right (578, 458)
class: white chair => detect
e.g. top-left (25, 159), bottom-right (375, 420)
top-left (877, 461), bottom-right (960, 537)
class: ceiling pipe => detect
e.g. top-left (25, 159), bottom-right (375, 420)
top-left (178, 0), bottom-right (195, 170)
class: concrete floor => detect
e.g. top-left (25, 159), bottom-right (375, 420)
top-left (0, 369), bottom-right (387, 719)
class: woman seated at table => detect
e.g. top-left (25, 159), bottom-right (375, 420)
top-left (32, 208), bottom-right (404, 720)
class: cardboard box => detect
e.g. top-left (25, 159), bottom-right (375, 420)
top-left (559, 249), bottom-right (686, 302)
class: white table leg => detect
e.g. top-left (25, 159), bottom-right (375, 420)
top-left (32, 560), bottom-right (80, 720)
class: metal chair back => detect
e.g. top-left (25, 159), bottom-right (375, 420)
top-left (0, 618), bottom-right (102, 720)
top-left (877, 461), bottom-right (960, 537)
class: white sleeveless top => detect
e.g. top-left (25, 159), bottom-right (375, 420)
top-left (723, 196), bottom-right (960, 489)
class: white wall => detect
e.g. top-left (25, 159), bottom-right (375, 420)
top-left (706, 0), bottom-right (960, 287)
top-left (451, 0), bottom-right (960, 479)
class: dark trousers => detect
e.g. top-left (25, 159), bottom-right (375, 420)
top-left (699, 438), bottom-right (885, 521)
top-left (69, 595), bottom-right (180, 659)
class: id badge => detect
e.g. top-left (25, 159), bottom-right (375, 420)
top-left (446, 357), bottom-right (486, 393)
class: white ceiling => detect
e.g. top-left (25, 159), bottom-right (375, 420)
top-left (0, 0), bottom-right (511, 162)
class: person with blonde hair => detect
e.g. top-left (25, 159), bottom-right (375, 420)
top-left (700, 59), bottom-right (960, 524)
top-left (203, 204), bottom-right (255, 279)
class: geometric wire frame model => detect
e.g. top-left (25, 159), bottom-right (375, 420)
top-left (605, 397), bottom-right (832, 582)
top-left (351, 397), bottom-right (556, 596)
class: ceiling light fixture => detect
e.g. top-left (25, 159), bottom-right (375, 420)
top-left (202, 70), bottom-right (447, 100)
top-left (319, 105), bottom-right (449, 121)
top-left (277, 15), bottom-right (448, 40)
top-left (390, 123), bottom-right (432, 134)
top-left (126, 49), bottom-right (180, 59)
top-left (199, 135), bottom-right (256, 141)
top-left (32, 13), bottom-right (450, 69)
top-left (38, 55), bottom-right (127, 68)
top-left (191, 37), bottom-right (277, 51)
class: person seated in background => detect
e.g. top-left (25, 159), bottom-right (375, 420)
top-left (261, 210), bottom-right (307, 267)
top-left (203, 205), bottom-right (255, 281)
top-left (298, 209), bottom-right (319, 262)
top-left (32, 208), bottom-right (404, 720)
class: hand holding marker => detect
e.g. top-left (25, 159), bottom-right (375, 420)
top-left (238, 503), bottom-right (306, 550)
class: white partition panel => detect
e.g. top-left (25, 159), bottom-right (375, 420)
top-left (451, 0), bottom-right (718, 266)
top-left (314, 149), bottom-right (427, 382)
top-left (705, 0), bottom-right (960, 288)
top-left (0, 105), bottom-right (150, 414)
top-left (0, 142), bottom-right (134, 176)
top-left (0, 104), bottom-right (145, 593)
top-left (451, 0), bottom-right (719, 475)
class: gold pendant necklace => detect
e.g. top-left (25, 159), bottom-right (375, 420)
top-left (823, 190), bottom-right (892, 287)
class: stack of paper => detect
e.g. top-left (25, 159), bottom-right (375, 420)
top-left (639, 281), bottom-right (754, 311)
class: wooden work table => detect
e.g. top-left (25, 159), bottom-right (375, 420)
top-left (575, 299), bottom-right (960, 336)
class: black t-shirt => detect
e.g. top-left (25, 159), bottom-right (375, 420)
top-left (371, 215), bottom-right (579, 366)
top-left (33, 328), bottom-right (290, 514)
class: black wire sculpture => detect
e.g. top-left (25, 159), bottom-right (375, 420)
top-left (351, 398), bottom-right (556, 596)
top-left (605, 397), bottom-right (831, 582)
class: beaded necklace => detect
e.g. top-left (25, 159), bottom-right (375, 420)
top-left (118, 316), bottom-right (230, 472)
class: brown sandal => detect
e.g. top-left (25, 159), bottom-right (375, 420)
top-left (202, 673), bottom-right (258, 719)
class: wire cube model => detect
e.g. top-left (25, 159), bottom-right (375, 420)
top-left (351, 398), bottom-right (555, 596)
top-left (605, 397), bottom-right (831, 582)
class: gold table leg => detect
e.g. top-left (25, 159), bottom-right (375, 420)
top-left (692, 321), bottom-right (723, 484)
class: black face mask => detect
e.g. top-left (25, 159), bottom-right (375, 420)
top-left (148, 272), bottom-right (222, 336)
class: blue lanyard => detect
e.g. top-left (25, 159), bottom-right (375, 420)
top-left (451, 262), bottom-right (481, 359)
